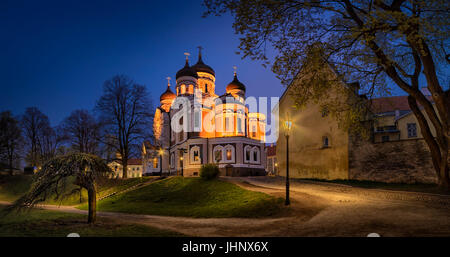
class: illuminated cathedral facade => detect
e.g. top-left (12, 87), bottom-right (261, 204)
top-left (143, 50), bottom-right (266, 177)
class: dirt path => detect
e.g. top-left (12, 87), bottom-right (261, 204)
top-left (2, 177), bottom-right (449, 236)
top-left (223, 177), bottom-right (450, 236)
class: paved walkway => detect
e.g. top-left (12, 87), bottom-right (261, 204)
top-left (2, 177), bottom-right (450, 236)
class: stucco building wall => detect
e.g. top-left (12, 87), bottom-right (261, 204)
top-left (276, 91), bottom-right (350, 180)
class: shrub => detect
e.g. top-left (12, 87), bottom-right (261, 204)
top-left (200, 164), bottom-right (220, 180)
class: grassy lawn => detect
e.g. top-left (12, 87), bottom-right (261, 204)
top-left (0, 174), bottom-right (155, 205)
top-left (82, 177), bottom-right (283, 218)
top-left (300, 178), bottom-right (449, 195)
top-left (0, 205), bottom-right (183, 237)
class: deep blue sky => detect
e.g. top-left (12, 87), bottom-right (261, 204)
top-left (0, 0), bottom-right (282, 125)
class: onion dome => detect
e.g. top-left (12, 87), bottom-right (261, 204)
top-left (192, 50), bottom-right (215, 76)
top-left (160, 79), bottom-right (176, 102)
top-left (160, 86), bottom-right (176, 102)
top-left (176, 58), bottom-right (198, 79)
top-left (226, 73), bottom-right (246, 93)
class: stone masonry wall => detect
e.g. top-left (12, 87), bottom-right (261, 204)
top-left (349, 138), bottom-right (438, 184)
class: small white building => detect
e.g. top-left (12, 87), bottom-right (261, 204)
top-left (108, 159), bottom-right (143, 178)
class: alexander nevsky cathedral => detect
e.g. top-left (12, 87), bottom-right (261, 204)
top-left (143, 49), bottom-right (266, 177)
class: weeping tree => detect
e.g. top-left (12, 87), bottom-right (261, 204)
top-left (8, 153), bottom-right (112, 224)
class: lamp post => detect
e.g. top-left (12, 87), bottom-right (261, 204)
top-left (284, 114), bottom-right (292, 206)
top-left (180, 156), bottom-right (184, 176)
top-left (158, 148), bottom-right (164, 177)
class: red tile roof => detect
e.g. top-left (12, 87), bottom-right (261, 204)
top-left (369, 95), bottom-right (434, 114)
top-left (369, 96), bottom-right (410, 113)
top-left (266, 145), bottom-right (276, 157)
top-left (127, 158), bottom-right (142, 165)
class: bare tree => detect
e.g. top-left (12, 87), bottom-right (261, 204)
top-left (96, 75), bottom-right (153, 179)
top-left (21, 107), bottom-right (50, 167)
top-left (38, 124), bottom-right (63, 163)
top-left (21, 107), bottom-right (63, 167)
top-left (205, 0), bottom-right (450, 190)
top-left (0, 111), bottom-right (23, 175)
top-left (61, 109), bottom-right (99, 154)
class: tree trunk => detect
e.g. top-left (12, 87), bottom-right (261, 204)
top-left (8, 154), bottom-right (13, 176)
top-left (407, 96), bottom-right (450, 190)
top-left (438, 152), bottom-right (449, 191)
top-left (87, 183), bottom-right (97, 224)
top-left (122, 162), bottom-right (128, 179)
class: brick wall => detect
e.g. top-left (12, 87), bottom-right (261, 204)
top-left (349, 138), bottom-right (438, 184)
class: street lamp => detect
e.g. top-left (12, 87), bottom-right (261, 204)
top-left (158, 148), bottom-right (164, 177)
top-left (180, 156), bottom-right (184, 176)
top-left (283, 113), bottom-right (292, 206)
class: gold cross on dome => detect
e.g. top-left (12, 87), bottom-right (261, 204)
top-left (184, 52), bottom-right (190, 61)
top-left (233, 66), bottom-right (237, 76)
top-left (166, 77), bottom-right (171, 87)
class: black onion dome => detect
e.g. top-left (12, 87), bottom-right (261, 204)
top-left (226, 74), bottom-right (246, 92)
top-left (160, 86), bottom-right (176, 102)
top-left (192, 54), bottom-right (215, 76)
top-left (176, 59), bottom-right (198, 79)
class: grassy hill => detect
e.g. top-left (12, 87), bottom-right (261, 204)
top-left (0, 205), bottom-right (182, 237)
top-left (86, 177), bottom-right (283, 218)
top-left (0, 174), bottom-right (153, 205)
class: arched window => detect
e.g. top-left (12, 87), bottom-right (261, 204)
top-left (190, 145), bottom-right (201, 164)
top-left (223, 144), bottom-right (235, 163)
top-left (244, 145), bottom-right (252, 163)
top-left (252, 146), bottom-right (260, 163)
top-left (213, 145), bottom-right (224, 163)
top-left (205, 84), bottom-right (208, 93)
top-left (194, 111), bottom-right (201, 131)
top-left (170, 153), bottom-right (175, 168)
top-left (225, 117), bottom-right (231, 132)
top-left (252, 125), bottom-right (257, 138)
top-left (237, 117), bottom-right (243, 133)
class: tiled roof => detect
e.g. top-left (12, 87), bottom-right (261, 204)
top-left (369, 96), bottom-right (411, 114)
top-left (127, 158), bottom-right (142, 165)
top-left (369, 95), bottom-right (434, 114)
top-left (266, 145), bottom-right (276, 157)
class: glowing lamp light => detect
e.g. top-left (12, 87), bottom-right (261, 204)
top-left (284, 116), bottom-right (292, 137)
top-left (158, 148), bottom-right (164, 156)
top-left (180, 156), bottom-right (184, 161)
